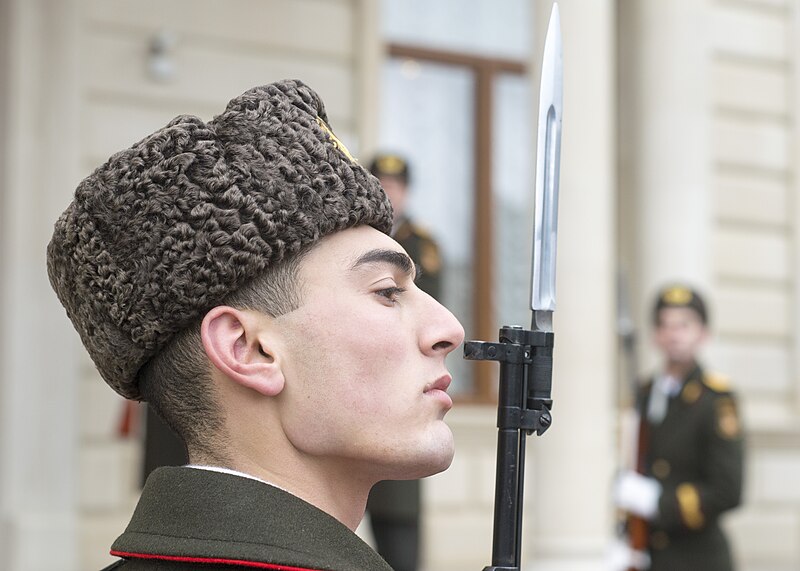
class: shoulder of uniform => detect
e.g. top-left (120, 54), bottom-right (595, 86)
top-left (702, 371), bottom-right (733, 394)
top-left (100, 559), bottom-right (126, 570)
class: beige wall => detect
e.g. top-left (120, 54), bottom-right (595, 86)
top-left (708, 0), bottom-right (797, 420)
top-left (619, 1), bottom-right (800, 570)
top-left (1, 0), bottom-right (83, 569)
top-left (710, 2), bottom-right (800, 569)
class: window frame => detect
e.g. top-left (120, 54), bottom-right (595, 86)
top-left (386, 43), bottom-right (528, 403)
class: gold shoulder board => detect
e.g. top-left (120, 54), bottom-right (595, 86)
top-left (703, 371), bottom-right (731, 393)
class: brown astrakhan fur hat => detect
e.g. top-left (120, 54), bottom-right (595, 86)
top-left (47, 80), bottom-right (392, 400)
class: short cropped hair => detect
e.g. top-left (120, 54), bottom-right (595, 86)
top-left (138, 247), bottom-right (310, 461)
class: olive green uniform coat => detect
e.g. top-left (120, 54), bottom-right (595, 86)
top-left (102, 467), bottom-right (392, 571)
top-left (636, 365), bottom-right (744, 571)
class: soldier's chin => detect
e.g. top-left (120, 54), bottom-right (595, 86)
top-left (431, 447), bottom-right (456, 476)
top-left (397, 455), bottom-right (453, 481)
top-left (410, 432), bottom-right (456, 479)
top-left (389, 433), bottom-right (455, 480)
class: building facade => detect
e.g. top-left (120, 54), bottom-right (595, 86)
top-left (0, 1), bottom-right (795, 570)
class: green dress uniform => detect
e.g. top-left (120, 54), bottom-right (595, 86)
top-left (366, 215), bottom-right (442, 571)
top-left (102, 466), bottom-right (393, 571)
top-left (637, 364), bottom-right (744, 571)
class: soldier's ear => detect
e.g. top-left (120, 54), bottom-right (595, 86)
top-left (200, 306), bottom-right (285, 397)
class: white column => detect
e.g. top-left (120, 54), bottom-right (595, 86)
top-left (525, 1), bottom-right (617, 569)
top-left (0, 1), bottom-right (82, 569)
top-left (618, 0), bottom-right (712, 366)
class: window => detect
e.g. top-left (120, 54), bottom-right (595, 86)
top-left (378, 1), bottom-right (533, 401)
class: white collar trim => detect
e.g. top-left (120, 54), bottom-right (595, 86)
top-left (186, 464), bottom-right (288, 493)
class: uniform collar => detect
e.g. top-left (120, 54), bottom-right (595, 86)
top-left (657, 362), bottom-right (703, 390)
top-left (111, 466), bottom-right (391, 571)
top-left (186, 464), bottom-right (288, 493)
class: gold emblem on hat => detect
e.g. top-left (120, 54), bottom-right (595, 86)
top-left (662, 286), bottom-right (693, 305)
top-left (316, 117), bottom-right (356, 163)
top-left (375, 155), bottom-right (406, 175)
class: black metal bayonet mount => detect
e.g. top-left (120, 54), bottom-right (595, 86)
top-left (464, 325), bottom-right (554, 571)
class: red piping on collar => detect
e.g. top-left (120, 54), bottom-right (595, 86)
top-left (110, 550), bottom-right (323, 570)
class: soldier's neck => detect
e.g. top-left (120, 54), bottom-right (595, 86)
top-left (664, 359), bottom-right (698, 380)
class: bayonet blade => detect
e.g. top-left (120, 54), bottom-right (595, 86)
top-left (530, 4), bottom-right (563, 333)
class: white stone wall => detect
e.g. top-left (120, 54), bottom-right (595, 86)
top-left (0, 1), bottom-right (83, 569)
top-left (620, 1), bottom-right (800, 570)
top-left (708, 0), bottom-right (796, 420)
top-left (707, 2), bottom-right (800, 569)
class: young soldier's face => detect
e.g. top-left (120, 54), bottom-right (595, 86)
top-left (274, 225), bottom-right (464, 482)
top-left (653, 307), bottom-right (708, 366)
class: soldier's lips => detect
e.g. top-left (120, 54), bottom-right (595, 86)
top-left (424, 375), bottom-right (453, 410)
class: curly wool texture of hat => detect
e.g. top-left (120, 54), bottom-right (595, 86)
top-left (47, 80), bottom-right (393, 400)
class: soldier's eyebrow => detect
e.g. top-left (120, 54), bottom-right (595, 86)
top-left (350, 249), bottom-right (419, 281)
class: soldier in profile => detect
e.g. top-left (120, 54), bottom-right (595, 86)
top-left (614, 285), bottom-right (744, 571)
top-left (48, 81), bottom-right (464, 570)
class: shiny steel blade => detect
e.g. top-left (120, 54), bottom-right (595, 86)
top-left (530, 3), bottom-right (563, 332)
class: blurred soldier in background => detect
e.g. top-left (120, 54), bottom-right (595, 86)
top-left (614, 285), bottom-right (744, 571)
top-left (368, 154), bottom-right (443, 571)
top-left (371, 154), bottom-right (442, 300)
